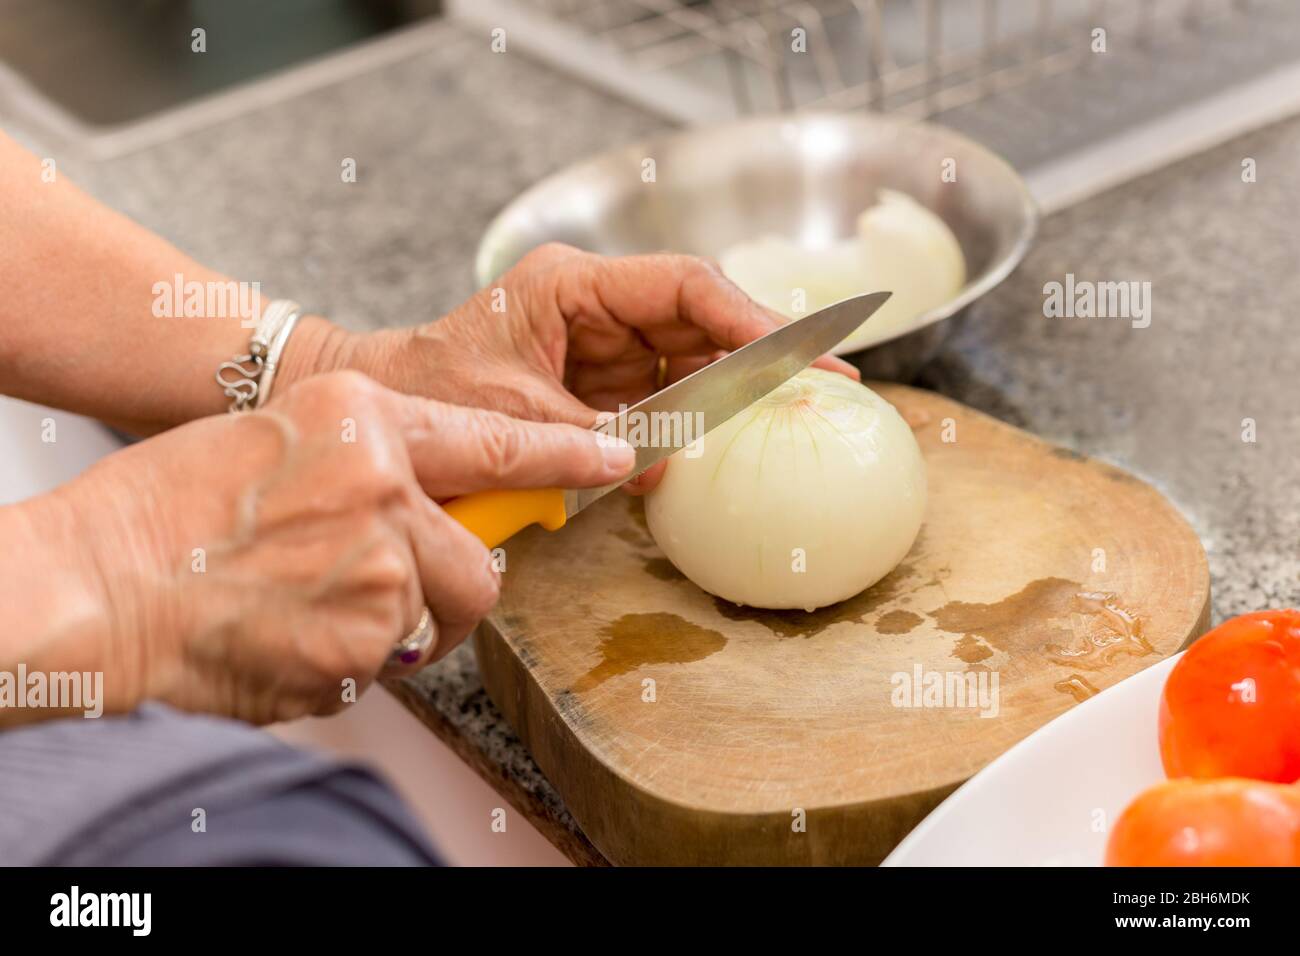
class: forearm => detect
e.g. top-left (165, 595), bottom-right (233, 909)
top-left (0, 130), bottom-right (353, 431)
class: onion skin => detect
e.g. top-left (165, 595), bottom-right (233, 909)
top-left (645, 369), bottom-right (926, 611)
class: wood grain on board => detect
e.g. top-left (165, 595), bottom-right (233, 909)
top-left (473, 383), bottom-right (1211, 866)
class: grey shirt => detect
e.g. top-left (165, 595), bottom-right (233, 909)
top-left (0, 703), bottom-right (439, 866)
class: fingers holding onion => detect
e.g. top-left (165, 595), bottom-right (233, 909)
top-left (645, 368), bottom-right (926, 611)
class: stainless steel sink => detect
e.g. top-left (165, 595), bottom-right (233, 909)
top-left (0, 0), bottom-right (441, 125)
top-left (0, 0), bottom-right (448, 158)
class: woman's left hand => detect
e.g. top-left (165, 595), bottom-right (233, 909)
top-left (289, 245), bottom-right (859, 490)
top-left (0, 131), bottom-right (853, 445)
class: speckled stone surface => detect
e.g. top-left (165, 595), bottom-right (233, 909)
top-left (919, 115), bottom-right (1300, 624)
top-left (5, 19), bottom-right (1297, 859)
top-left (397, 641), bottom-right (588, 843)
top-left (6, 22), bottom-right (670, 327)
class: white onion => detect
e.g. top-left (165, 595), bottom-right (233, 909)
top-left (645, 368), bottom-right (926, 611)
top-left (718, 189), bottom-right (966, 350)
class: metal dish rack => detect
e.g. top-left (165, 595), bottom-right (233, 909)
top-left (451, 0), bottom-right (1268, 124)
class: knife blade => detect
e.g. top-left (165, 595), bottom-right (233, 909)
top-left (442, 290), bottom-right (891, 548)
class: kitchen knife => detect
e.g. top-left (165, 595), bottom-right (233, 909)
top-left (442, 291), bottom-right (892, 548)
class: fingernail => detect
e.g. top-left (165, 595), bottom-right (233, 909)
top-left (600, 436), bottom-right (636, 477)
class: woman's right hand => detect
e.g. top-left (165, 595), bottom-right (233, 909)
top-left (51, 371), bottom-right (634, 725)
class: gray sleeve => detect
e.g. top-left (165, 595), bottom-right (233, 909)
top-left (0, 703), bottom-right (440, 866)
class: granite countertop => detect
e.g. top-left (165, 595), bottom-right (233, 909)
top-left (6, 19), bottom-right (1297, 864)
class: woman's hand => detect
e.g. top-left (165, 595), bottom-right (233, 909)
top-left (26, 371), bottom-right (632, 725)
top-left (0, 131), bottom-right (853, 445)
top-left (289, 246), bottom-right (859, 490)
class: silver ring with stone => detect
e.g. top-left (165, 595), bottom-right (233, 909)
top-left (386, 607), bottom-right (435, 671)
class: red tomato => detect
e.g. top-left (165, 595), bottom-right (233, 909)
top-left (1159, 608), bottom-right (1300, 782)
top-left (1106, 778), bottom-right (1300, 866)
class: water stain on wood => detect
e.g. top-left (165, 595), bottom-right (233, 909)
top-left (952, 634), bottom-right (993, 663)
top-left (1054, 674), bottom-right (1101, 702)
top-left (613, 526), bottom-right (652, 548)
top-left (929, 577), bottom-right (1082, 652)
top-left (643, 557), bottom-right (684, 582)
top-left (572, 612), bottom-right (727, 693)
top-left (711, 561), bottom-right (928, 639)
top-left (930, 578), bottom-right (1153, 668)
top-left (876, 609), bottom-right (923, 634)
top-left (1045, 590), bottom-right (1153, 669)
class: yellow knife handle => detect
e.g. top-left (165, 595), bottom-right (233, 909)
top-left (441, 488), bottom-right (567, 549)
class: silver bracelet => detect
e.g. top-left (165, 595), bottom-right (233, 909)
top-left (215, 299), bottom-right (303, 413)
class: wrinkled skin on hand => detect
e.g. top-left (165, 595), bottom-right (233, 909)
top-left (346, 246), bottom-right (860, 491)
top-left (58, 371), bottom-right (633, 724)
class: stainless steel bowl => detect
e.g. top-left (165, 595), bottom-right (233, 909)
top-left (475, 113), bottom-right (1037, 380)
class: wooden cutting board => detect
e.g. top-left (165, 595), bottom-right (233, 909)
top-left (474, 383), bottom-right (1210, 865)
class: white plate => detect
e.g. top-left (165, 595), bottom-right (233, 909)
top-left (883, 653), bottom-right (1180, 867)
